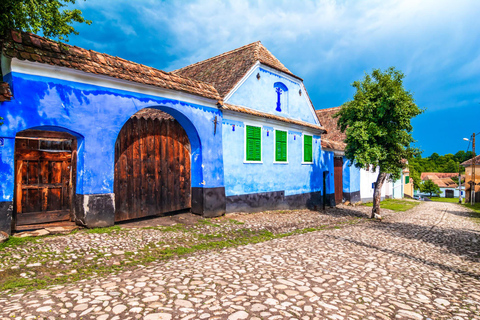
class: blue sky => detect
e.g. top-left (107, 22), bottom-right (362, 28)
top-left (66, 0), bottom-right (480, 156)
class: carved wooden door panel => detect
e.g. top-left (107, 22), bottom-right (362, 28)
top-left (15, 135), bottom-right (74, 227)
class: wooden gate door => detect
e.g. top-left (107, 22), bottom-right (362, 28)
top-left (15, 131), bottom-right (76, 229)
top-left (114, 111), bottom-right (191, 222)
top-left (334, 157), bottom-right (343, 204)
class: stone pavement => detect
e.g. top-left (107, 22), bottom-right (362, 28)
top-left (1, 201), bottom-right (479, 320)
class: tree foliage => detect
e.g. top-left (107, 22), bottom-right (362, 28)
top-left (409, 151), bottom-right (471, 175)
top-left (0, 0), bottom-right (91, 41)
top-left (335, 67), bottom-right (423, 218)
top-left (422, 179), bottom-right (441, 197)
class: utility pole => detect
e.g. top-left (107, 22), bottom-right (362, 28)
top-left (459, 166), bottom-right (462, 204)
top-left (472, 133), bottom-right (476, 205)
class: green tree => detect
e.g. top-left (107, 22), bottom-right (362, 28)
top-left (422, 179), bottom-right (441, 197)
top-left (335, 67), bottom-right (423, 218)
top-left (430, 152), bottom-right (440, 161)
top-left (0, 0), bottom-right (91, 41)
top-left (443, 159), bottom-right (459, 173)
top-left (410, 166), bottom-right (422, 191)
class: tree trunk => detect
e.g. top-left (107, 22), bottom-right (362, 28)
top-left (371, 171), bottom-right (388, 219)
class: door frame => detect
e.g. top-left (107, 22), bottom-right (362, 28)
top-left (13, 130), bottom-right (78, 230)
top-left (334, 156), bottom-right (344, 205)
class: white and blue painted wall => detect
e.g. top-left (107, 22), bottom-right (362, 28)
top-left (221, 63), bottom-right (333, 212)
top-left (0, 59), bottom-right (226, 233)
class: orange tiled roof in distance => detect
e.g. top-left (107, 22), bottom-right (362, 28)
top-left (1, 30), bottom-right (221, 101)
top-left (420, 172), bottom-right (461, 180)
top-left (173, 41), bottom-right (300, 98)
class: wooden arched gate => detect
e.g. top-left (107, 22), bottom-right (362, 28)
top-left (114, 109), bottom-right (191, 222)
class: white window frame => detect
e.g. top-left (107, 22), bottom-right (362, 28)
top-left (302, 133), bottom-right (314, 165)
top-left (244, 123), bottom-right (263, 164)
top-left (273, 128), bottom-right (288, 164)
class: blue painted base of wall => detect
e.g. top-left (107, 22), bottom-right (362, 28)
top-left (75, 194), bottom-right (115, 228)
top-left (343, 191), bottom-right (361, 203)
top-left (226, 191), bottom-right (335, 213)
top-left (191, 187), bottom-right (226, 218)
top-left (0, 201), bottom-right (13, 235)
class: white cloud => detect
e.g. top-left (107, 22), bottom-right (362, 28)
top-left (72, 0), bottom-right (480, 112)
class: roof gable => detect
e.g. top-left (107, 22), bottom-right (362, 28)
top-left (173, 41), bottom-right (298, 98)
top-left (224, 65), bottom-right (319, 125)
top-left (1, 30), bottom-right (220, 101)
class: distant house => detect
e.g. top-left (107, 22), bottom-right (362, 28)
top-left (316, 107), bottom-right (394, 203)
top-left (420, 172), bottom-right (459, 198)
top-left (460, 156), bottom-right (480, 202)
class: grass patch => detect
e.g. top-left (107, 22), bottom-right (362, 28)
top-left (227, 219), bottom-right (245, 225)
top-left (363, 199), bottom-right (419, 212)
top-left (0, 236), bottom-right (40, 251)
top-left (464, 203), bottom-right (480, 223)
top-left (84, 225), bottom-right (123, 234)
top-left (197, 219), bottom-right (220, 227)
top-left (427, 197), bottom-right (462, 203)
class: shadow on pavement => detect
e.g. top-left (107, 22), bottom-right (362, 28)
top-left (326, 233), bottom-right (480, 281)
top-left (365, 220), bottom-right (480, 263)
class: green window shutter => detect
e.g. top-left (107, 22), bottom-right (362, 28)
top-left (304, 135), bottom-right (312, 162)
top-left (275, 130), bottom-right (287, 162)
top-left (405, 176), bottom-right (410, 184)
top-left (246, 125), bottom-right (261, 161)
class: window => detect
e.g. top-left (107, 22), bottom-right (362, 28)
top-left (245, 125), bottom-right (262, 162)
top-left (405, 176), bottom-right (410, 184)
top-left (303, 134), bottom-right (313, 163)
top-left (275, 130), bottom-right (287, 162)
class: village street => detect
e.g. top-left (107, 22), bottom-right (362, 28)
top-left (1, 201), bottom-right (479, 320)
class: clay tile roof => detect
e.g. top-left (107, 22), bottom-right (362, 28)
top-left (321, 138), bottom-right (346, 151)
top-left (420, 172), bottom-right (459, 180)
top-left (172, 41), bottom-right (300, 98)
top-left (429, 178), bottom-right (458, 188)
top-left (222, 103), bottom-right (326, 133)
top-left (461, 155), bottom-right (480, 167)
top-left (1, 30), bottom-right (220, 101)
top-left (0, 82), bottom-right (13, 102)
top-left (315, 106), bottom-right (345, 150)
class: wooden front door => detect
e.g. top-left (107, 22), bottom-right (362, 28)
top-left (334, 157), bottom-right (343, 204)
top-left (114, 110), bottom-right (191, 222)
top-left (15, 131), bottom-right (76, 228)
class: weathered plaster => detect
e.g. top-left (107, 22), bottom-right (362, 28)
top-left (0, 72), bottom-right (225, 202)
top-left (225, 66), bottom-right (318, 125)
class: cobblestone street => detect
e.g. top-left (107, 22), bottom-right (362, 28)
top-left (1, 201), bottom-right (479, 320)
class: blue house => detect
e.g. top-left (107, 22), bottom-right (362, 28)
top-left (0, 31), bottom-right (332, 234)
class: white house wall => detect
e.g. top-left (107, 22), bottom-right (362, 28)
top-left (360, 167), bottom-right (393, 202)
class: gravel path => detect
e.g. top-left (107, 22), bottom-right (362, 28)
top-left (1, 201), bottom-right (479, 320)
